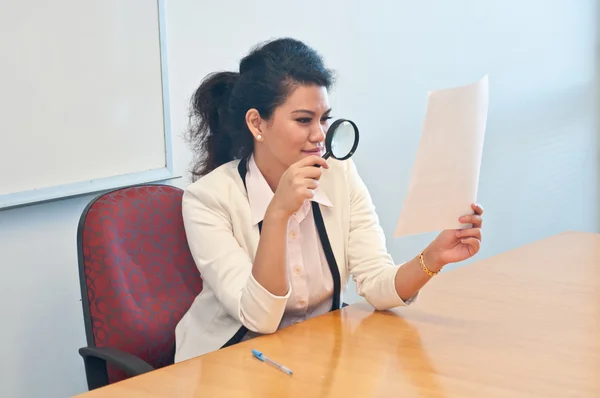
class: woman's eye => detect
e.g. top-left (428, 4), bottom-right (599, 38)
top-left (296, 116), bottom-right (332, 125)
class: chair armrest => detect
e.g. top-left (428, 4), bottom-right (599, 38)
top-left (79, 346), bottom-right (154, 390)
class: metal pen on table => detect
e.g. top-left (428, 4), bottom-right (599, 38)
top-left (252, 349), bottom-right (293, 375)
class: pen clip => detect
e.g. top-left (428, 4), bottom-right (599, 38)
top-left (252, 349), bottom-right (265, 361)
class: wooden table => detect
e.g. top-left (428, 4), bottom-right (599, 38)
top-left (76, 231), bottom-right (600, 397)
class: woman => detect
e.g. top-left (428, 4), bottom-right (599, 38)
top-left (175, 37), bottom-right (483, 362)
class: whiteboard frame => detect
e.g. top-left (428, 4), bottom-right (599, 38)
top-left (0, 0), bottom-right (178, 211)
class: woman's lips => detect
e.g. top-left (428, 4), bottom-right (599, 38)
top-left (302, 148), bottom-right (322, 154)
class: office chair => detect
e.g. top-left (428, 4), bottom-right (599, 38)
top-left (77, 184), bottom-right (203, 390)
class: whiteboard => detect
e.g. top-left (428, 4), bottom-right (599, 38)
top-left (0, 0), bottom-right (173, 209)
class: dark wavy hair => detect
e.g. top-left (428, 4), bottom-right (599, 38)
top-left (186, 38), bottom-right (335, 180)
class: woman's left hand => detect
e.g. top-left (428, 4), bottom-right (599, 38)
top-left (424, 203), bottom-right (484, 270)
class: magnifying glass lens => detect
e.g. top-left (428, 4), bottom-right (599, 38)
top-left (323, 119), bottom-right (359, 161)
top-left (330, 121), bottom-right (356, 159)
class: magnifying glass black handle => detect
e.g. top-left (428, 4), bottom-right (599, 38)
top-left (313, 152), bottom-right (331, 168)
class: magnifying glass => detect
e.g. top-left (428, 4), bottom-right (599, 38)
top-left (322, 118), bottom-right (359, 161)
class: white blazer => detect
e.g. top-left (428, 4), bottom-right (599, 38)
top-left (174, 157), bottom-right (416, 363)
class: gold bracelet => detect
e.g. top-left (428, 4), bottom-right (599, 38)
top-left (419, 251), bottom-right (439, 277)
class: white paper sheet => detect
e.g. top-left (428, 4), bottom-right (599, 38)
top-left (394, 75), bottom-right (489, 237)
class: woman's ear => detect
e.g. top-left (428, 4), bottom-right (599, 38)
top-left (245, 109), bottom-right (264, 142)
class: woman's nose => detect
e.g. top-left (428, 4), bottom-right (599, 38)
top-left (310, 124), bottom-right (326, 142)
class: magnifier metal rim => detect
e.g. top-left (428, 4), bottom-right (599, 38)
top-left (325, 118), bottom-right (360, 161)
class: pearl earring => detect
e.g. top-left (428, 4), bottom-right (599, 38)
top-left (256, 134), bottom-right (263, 142)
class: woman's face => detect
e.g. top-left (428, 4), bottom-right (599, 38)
top-left (253, 84), bottom-right (332, 172)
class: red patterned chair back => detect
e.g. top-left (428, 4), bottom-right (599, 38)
top-left (77, 184), bottom-right (202, 384)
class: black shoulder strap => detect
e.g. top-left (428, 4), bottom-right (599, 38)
top-left (223, 158), bottom-right (341, 348)
top-left (238, 158), bottom-right (262, 233)
top-left (311, 202), bottom-right (341, 311)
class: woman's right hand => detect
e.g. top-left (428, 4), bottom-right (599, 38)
top-left (267, 155), bottom-right (329, 218)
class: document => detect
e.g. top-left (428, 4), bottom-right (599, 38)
top-left (394, 75), bottom-right (489, 237)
